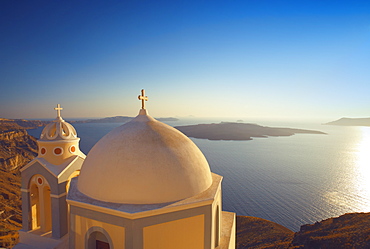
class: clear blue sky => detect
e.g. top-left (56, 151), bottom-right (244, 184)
top-left (1, 0), bottom-right (369, 120)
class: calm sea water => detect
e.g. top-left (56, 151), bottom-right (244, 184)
top-left (28, 118), bottom-right (370, 231)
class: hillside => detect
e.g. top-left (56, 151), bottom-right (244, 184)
top-left (0, 118), bottom-right (47, 131)
top-left (237, 213), bottom-right (370, 248)
top-left (291, 212), bottom-right (370, 248)
top-left (0, 118), bottom-right (40, 248)
top-left (0, 168), bottom-right (23, 249)
top-left (0, 127), bottom-right (38, 248)
top-left (325, 117), bottom-right (370, 126)
top-left (0, 130), bottom-right (38, 171)
top-left (236, 216), bottom-right (294, 248)
top-left (175, 122), bottom-right (326, 141)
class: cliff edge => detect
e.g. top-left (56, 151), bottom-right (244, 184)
top-left (236, 216), bottom-right (294, 248)
top-left (291, 212), bottom-right (370, 248)
top-left (237, 213), bottom-right (370, 249)
top-left (0, 119), bottom-right (39, 248)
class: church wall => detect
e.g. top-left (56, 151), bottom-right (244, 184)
top-left (69, 202), bottom-right (213, 248)
top-left (228, 218), bottom-right (236, 249)
top-left (211, 183), bottom-right (222, 248)
top-left (41, 184), bottom-right (52, 232)
top-left (220, 212), bottom-right (236, 249)
top-left (56, 181), bottom-right (68, 195)
top-left (143, 214), bottom-right (204, 249)
top-left (21, 190), bottom-right (31, 230)
top-left (73, 214), bottom-right (125, 249)
top-left (130, 204), bottom-right (212, 249)
top-left (51, 195), bottom-right (68, 238)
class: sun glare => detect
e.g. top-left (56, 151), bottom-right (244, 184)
top-left (354, 127), bottom-right (370, 210)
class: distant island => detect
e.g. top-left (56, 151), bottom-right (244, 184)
top-left (70, 116), bottom-right (133, 123)
top-left (157, 117), bottom-right (179, 121)
top-left (175, 122), bottom-right (326, 141)
top-left (71, 116), bottom-right (179, 123)
top-left (324, 117), bottom-right (370, 126)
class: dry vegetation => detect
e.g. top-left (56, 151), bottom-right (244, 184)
top-left (292, 213), bottom-right (370, 248)
top-left (0, 130), bottom-right (38, 171)
top-left (237, 213), bottom-right (370, 249)
top-left (236, 216), bottom-right (295, 249)
top-left (0, 168), bottom-right (22, 248)
top-left (0, 119), bottom-right (39, 248)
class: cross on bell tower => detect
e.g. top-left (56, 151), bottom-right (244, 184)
top-left (138, 89), bottom-right (148, 109)
top-left (54, 104), bottom-right (63, 119)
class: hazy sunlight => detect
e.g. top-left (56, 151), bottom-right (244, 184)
top-left (354, 127), bottom-right (370, 211)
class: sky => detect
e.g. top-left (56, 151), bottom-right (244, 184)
top-left (1, 0), bottom-right (370, 121)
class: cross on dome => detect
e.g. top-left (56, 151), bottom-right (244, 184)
top-left (138, 89), bottom-right (148, 109)
top-left (54, 104), bottom-right (63, 119)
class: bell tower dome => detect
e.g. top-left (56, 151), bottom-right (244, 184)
top-left (38, 104), bottom-right (84, 165)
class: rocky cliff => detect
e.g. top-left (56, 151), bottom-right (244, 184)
top-left (0, 118), bottom-right (46, 130)
top-left (237, 213), bottom-right (370, 249)
top-left (236, 216), bottom-right (294, 248)
top-left (0, 120), bottom-right (39, 248)
top-left (291, 212), bottom-right (370, 248)
top-left (0, 168), bottom-right (23, 248)
top-left (0, 129), bottom-right (38, 171)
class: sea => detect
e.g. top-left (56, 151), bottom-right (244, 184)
top-left (28, 117), bottom-right (370, 232)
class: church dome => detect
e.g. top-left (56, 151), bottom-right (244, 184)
top-left (77, 109), bottom-right (213, 204)
top-left (37, 104), bottom-right (84, 166)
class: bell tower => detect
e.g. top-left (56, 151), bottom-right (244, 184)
top-left (19, 104), bottom-right (86, 240)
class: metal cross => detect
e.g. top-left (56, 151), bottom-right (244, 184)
top-left (138, 89), bottom-right (148, 109)
top-left (54, 104), bottom-right (63, 118)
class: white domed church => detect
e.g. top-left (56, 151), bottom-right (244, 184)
top-left (15, 90), bottom-right (236, 249)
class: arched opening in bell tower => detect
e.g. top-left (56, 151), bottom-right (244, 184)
top-left (29, 174), bottom-right (52, 233)
top-left (30, 183), bottom-right (40, 229)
